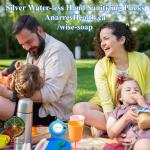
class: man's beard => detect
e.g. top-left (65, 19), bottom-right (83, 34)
top-left (29, 33), bottom-right (45, 60)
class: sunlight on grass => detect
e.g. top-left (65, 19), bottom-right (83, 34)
top-left (0, 59), bottom-right (26, 68)
top-left (76, 59), bottom-right (97, 102)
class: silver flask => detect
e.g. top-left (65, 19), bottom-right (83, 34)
top-left (14, 98), bottom-right (33, 150)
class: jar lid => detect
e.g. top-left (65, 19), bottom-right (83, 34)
top-left (49, 119), bottom-right (67, 137)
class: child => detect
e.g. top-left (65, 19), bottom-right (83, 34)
top-left (8, 63), bottom-right (43, 98)
top-left (107, 79), bottom-right (150, 150)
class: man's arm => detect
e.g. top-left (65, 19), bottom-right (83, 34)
top-left (31, 90), bottom-right (42, 103)
top-left (39, 49), bottom-right (75, 104)
top-left (0, 83), bottom-right (42, 103)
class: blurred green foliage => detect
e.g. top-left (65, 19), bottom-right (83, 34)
top-left (136, 24), bottom-right (150, 52)
top-left (1, 15), bottom-right (150, 59)
top-left (0, 0), bottom-right (150, 59)
top-left (0, 13), bottom-right (104, 58)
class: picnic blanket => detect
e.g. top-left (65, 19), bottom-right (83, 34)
top-left (74, 138), bottom-right (124, 150)
top-left (0, 121), bottom-right (125, 150)
top-left (33, 126), bottom-right (125, 150)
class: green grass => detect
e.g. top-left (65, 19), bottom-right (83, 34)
top-left (0, 59), bottom-right (97, 103)
top-left (76, 59), bottom-right (96, 102)
top-left (0, 59), bottom-right (16, 67)
top-left (0, 59), bottom-right (26, 68)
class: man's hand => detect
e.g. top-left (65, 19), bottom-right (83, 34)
top-left (130, 93), bottom-right (148, 108)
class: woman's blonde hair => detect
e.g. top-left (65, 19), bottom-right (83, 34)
top-left (115, 78), bottom-right (142, 107)
top-left (13, 64), bottom-right (43, 98)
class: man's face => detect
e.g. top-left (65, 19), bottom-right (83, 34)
top-left (16, 28), bottom-right (45, 59)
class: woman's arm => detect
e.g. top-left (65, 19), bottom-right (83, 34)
top-left (94, 60), bottom-right (114, 114)
top-left (104, 112), bottom-right (111, 121)
top-left (143, 54), bottom-right (150, 104)
top-left (107, 107), bottom-right (138, 139)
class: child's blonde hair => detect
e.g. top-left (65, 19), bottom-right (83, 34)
top-left (115, 78), bottom-right (142, 107)
top-left (13, 64), bottom-right (43, 98)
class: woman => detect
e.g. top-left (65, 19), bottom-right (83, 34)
top-left (73, 21), bottom-right (150, 135)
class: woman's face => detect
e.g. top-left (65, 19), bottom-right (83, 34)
top-left (100, 28), bottom-right (125, 58)
top-left (120, 80), bottom-right (141, 105)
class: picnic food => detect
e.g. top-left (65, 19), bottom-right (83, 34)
top-left (136, 107), bottom-right (150, 129)
top-left (0, 134), bottom-right (10, 148)
top-left (4, 116), bottom-right (25, 138)
top-left (32, 127), bottom-right (38, 135)
top-left (0, 75), bottom-right (10, 86)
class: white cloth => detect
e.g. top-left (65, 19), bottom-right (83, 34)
top-left (116, 68), bottom-right (129, 78)
top-left (26, 33), bottom-right (77, 120)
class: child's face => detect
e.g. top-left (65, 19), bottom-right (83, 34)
top-left (120, 80), bottom-right (141, 105)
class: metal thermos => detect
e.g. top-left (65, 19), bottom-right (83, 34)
top-left (14, 98), bottom-right (33, 150)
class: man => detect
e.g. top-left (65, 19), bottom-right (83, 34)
top-left (0, 15), bottom-right (77, 125)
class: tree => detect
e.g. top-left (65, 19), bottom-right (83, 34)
top-left (136, 24), bottom-right (150, 52)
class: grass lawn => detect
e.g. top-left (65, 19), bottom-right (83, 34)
top-left (0, 59), bottom-right (97, 103)
top-left (76, 59), bottom-right (97, 103)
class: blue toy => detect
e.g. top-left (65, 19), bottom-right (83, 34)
top-left (45, 119), bottom-right (71, 150)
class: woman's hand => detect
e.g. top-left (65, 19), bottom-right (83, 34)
top-left (130, 93), bottom-right (148, 108)
top-left (0, 84), bottom-right (12, 99)
top-left (1, 68), bottom-right (8, 76)
top-left (123, 106), bottom-right (138, 122)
